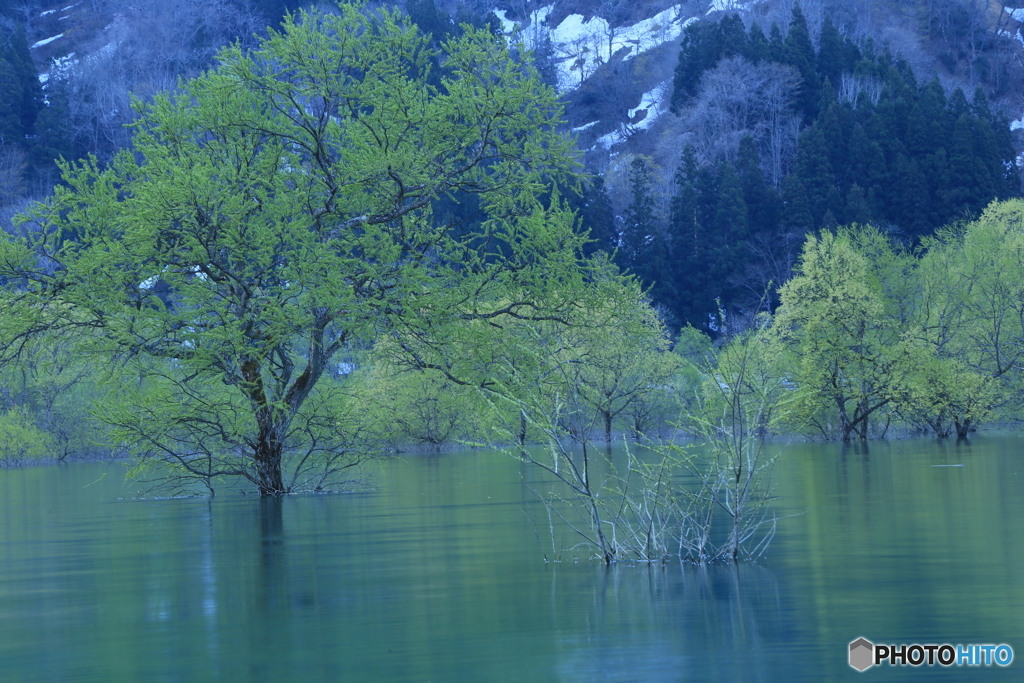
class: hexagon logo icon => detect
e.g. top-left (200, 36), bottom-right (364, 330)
top-left (849, 637), bottom-right (874, 672)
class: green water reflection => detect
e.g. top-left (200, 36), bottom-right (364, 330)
top-left (0, 436), bottom-right (1022, 681)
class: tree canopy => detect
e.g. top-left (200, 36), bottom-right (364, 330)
top-left (0, 6), bottom-right (589, 495)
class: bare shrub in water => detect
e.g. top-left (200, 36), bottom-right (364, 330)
top-left (487, 314), bottom-right (785, 564)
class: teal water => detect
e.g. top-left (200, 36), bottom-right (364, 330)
top-left (1, 436), bottom-right (1022, 681)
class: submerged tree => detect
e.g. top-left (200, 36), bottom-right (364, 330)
top-left (0, 6), bottom-right (584, 495)
top-left (770, 227), bottom-right (915, 441)
top-left (909, 200), bottom-right (1024, 434)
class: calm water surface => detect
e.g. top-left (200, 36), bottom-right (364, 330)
top-left (1, 436), bottom-right (1023, 682)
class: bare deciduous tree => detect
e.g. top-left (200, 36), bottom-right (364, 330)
top-left (678, 56), bottom-right (801, 185)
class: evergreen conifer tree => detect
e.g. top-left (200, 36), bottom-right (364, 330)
top-left (0, 59), bottom-right (22, 145)
top-left (669, 148), bottom-right (715, 329)
top-left (579, 176), bottom-right (617, 257)
top-left (846, 122), bottom-right (886, 205)
top-left (793, 125), bottom-right (836, 226)
top-left (407, 0), bottom-right (454, 44)
top-left (904, 102), bottom-right (934, 158)
top-left (745, 23), bottom-right (769, 64)
top-left (844, 183), bottom-right (871, 225)
top-left (0, 26), bottom-right (41, 144)
top-left (718, 14), bottom-right (747, 59)
top-left (671, 21), bottom-right (723, 111)
top-left (621, 157), bottom-right (675, 308)
top-left (946, 114), bottom-right (992, 217)
top-left (948, 88), bottom-right (970, 121)
top-left (620, 157), bottom-right (657, 272)
top-left (782, 4), bottom-right (820, 122)
top-left (816, 15), bottom-right (846, 86)
top-left (768, 24), bottom-right (785, 63)
top-left (781, 174), bottom-right (814, 234)
top-left (715, 162), bottom-right (748, 241)
top-left (970, 88), bottom-right (1018, 200)
top-left (735, 136), bottom-right (780, 237)
top-left (891, 154), bottom-right (932, 239)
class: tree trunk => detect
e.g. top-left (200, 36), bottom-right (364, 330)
top-left (839, 413), bottom-right (853, 442)
top-left (837, 392), bottom-right (853, 441)
top-left (253, 417), bottom-right (287, 495)
top-left (604, 410), bottom-right (612, 443)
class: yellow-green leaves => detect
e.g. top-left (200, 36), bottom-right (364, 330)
top-left (0, 6), bottom-right (584, 494)
top-left (771, 227), bottom-right (914, 440)
top-left (910, 199), bottom-right (1024, 435)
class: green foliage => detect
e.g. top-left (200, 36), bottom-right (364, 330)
top-left (703, 326), bottom-right (790, 437)
top-left (0, 409), bottom-right (53, 465)
top-left (0, 6), bottom-right (583, 495)
top-left (770, 227), bottom-right (915, 440)
top-left (352, 344), bottom-right (492, 450)
top-left (425, 267), bottom-right (682, 447)
top-left (0, 334), bottom-right (110, 461)
top-left (106, 360), bottom-right (365, 494)
top-left (755, 201), bottom-right (1024, 439)
top-left (895, 350), bottom-right (998, 438)
top-left (911, 199), bottom-right (1024, 432)
top-left (559, 292), bottom-right (680, 441)
top-left (482, 273), bottom-right (781, 563)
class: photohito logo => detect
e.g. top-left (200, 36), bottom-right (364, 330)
top-left (848, 637), bottom-right (1013, 671)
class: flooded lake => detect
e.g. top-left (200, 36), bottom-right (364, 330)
top-left (1, 435), bottom-right (1022, 681)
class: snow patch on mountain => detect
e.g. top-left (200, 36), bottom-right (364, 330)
top-left (628, 82), bottom-right (668, 130)
top-left (594, 81), bottom-right (669, 149)
top-left (40, 53), bottom-right (79, 86)
top-left (493, 9), bottom-right (517, 34)
top-left (495, 4), bottom-right (696, 92)
top-left (596, 128), bottom-right (625, 149)
top-left (31, 34), bottom-right (64, 49)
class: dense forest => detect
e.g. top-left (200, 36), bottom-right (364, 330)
top-left (597, 7), bottom-right (1022, 333)
top-left (3, 0), bottom-right (1024, 479)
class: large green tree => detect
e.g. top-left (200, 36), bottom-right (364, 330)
top-left (0, 6), bottom-right (585, 495)
top-left (911, 200), bottom-right (1024, 433)
top-left (770, 227), bottom-right (914, 441)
